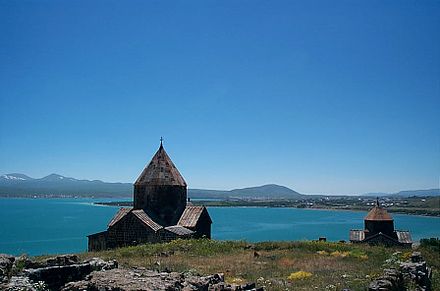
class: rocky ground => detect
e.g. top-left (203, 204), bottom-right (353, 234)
top-left (368, 252), bottom-right (432, 291)
top-left (0, 254), bottom-right (262, 291)
top-left (0, 250), bottom-right (434, 291)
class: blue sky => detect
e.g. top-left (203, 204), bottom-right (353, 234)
top-left (0, 0), bottom-right (439, 195)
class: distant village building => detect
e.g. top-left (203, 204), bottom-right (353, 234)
top-left (349, 199), bottom-right (412, 247)
top-left (88, 140), bottom-right (212, 251)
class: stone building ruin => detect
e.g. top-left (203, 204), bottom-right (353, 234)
top-left (88, 140), bottom-right (212, 251)
top-left (349, 199), bottom-right (412, 247)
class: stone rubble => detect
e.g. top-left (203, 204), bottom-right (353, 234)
top-left (0, 254), bottom-right (15, 283)
top-left (0, 254), bottom-right (262, 291)
top-left (368, 252), bottom-right (432, 291)
top-left (0, 255), bottom-right (118, 291)
top-left (63, 268), bottom-right (261, 291)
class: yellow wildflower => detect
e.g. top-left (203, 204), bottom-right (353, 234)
top-left (287, 271), bottom-right (312, 280)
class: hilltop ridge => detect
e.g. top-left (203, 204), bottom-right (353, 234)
top-left (1, 173), bottom-right (438, 199)
top-left (0, 173), bottom-right (302, 199)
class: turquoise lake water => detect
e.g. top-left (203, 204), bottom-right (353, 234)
top-left (0, 198), bottom-right (439, 256)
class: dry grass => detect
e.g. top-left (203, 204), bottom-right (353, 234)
top-left (78, 239), bottom-right (438, 291)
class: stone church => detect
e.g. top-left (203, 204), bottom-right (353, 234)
top-left (88, 140), bottom-right (212, 251)
top-left (349, 199), bottom-right (412, 247)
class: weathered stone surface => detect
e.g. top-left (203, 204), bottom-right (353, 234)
top-left (62, 268), bottom-right (261, 291)
top-left (2, 276), bottom-right (47, 291)
top-left (23, 257), bottom-right (117, 290)
top-left (45, 254), bottom-right (79, 267)
top-left (400, 255), bottom-right (432, 291)
top-left (2, 254), bottom-right (259, 291)
top-left (368, 268), bottom-right (404, 291)
top-left (369, 252), bottom-right (432, 291)
top-left (0, 254), bottom-right (15, 283)
top-left (411, 252), bottom-right (422, 263)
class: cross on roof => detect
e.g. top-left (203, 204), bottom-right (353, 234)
top-left (160, 137), bottom-right (164, 146)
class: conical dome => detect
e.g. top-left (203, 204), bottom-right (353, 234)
top-left (134, 143), bottom-right (187, 187)
top-left (364, 199), bottom-right (393, 221)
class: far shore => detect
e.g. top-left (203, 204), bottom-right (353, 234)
top-left (93, 200), bottom-right (440, 217)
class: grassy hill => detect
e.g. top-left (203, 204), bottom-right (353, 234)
top-left (79, 239), bottom-right (439, 291)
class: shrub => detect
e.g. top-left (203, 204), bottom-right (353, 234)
top-left (330, 251), bottom-right (350, 258)
top-left (420, 238), bottom-right (440, 251)
top-left (287, 271), bottom-right (312, 280)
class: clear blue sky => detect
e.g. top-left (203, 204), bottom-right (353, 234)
top-left (0, 0), bottom-right (439, 195)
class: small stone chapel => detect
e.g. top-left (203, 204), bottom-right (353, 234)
top-left (88, 140), bottom-right (212, 251)
top-left (349, 199), bottom-right (412, 247)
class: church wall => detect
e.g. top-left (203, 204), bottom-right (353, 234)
top-left (88, 231), bottom-right (108, 252)
top-left (106, 214), bottom-right (160, 248)
top-left (365, 220), bottom-right (396, 238)
top-left (192, 214), bottom-right (211, 239)
top-left (134, 185), bottom-right (187, 226)
top-left (364, 234), bottom-right (402, 247)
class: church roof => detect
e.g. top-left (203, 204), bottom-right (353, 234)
top-left (349, 229), bottom-right (365, 242)
top-left (131, 210), bottom-right (163, 231)
top-left (364, 199), bottom-right (393, 221)
top-left (178, 205), bottom-right (212, 228)
top-left (396, 230), bottom-right (412, 244)
top-left (134, 142), bottom-right (187, 187)
top-left (362, 232), bottom-right (399, 244)
top-left (107, 208), bottom-right (162, 231)
top-left (164, 225), bottom-right (194, 236)
top-left (108, 208), bottom-right (132, 227)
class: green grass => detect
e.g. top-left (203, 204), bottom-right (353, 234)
top-left (76, 239), bottom-right (439, 290)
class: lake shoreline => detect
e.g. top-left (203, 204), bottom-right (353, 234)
top-left (1, 198), bottom-right (439, 256)
top-left (93, 200), bottom-right (440, 218)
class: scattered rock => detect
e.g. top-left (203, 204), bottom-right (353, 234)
top-left (63, 269), bottom-right (261, 291)
top-left (3, 276), bottom-right (47, 291)
top-left (23, 257), bottom-right (117, 290)
top-left (44, 254), bottom-right (79, 267)
top-left (400, 256), bottom-right (432, 290)
top-left (0, 254), bottom-right (15, 283)
top-left (1, 254), bottom-right (260, 291)
top-left (369, 252), bottom-right (432, 291)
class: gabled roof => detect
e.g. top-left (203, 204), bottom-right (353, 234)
top-left (87, 230), bottom-right (108, 238)
top-left (349, 229), bottom-right (365, 242)
top-left (108, 208), bottom-right (132, 227)
top-left (164, 225), bottom-right (194, 236)
top-left (134, 143), bottom-right (187, 187)
top-left (178, 205), bottom-right (212, 228)
top-left (396, 231), bottom-right (412, 244)
top-left (364, 199), bottom-right (393, 221)
top-left (362, 232), bottom-right (399, 244)
top-left (108, 208), bottom-right (163, 231)
top-left (131, 210), bottom-right (163, 231)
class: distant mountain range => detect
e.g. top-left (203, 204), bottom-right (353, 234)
top-left (190, 184), bottom-right (302, 199)
top-left (363, 189), bottom-right (440, 197)
top-left (1, 173), bottom-right (438, 199)
top-left (0, 173), bottom-right (132, 197)
top-left (0, 173), bottom-right (302, 199)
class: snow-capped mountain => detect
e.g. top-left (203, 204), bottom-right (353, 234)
top-left (39, 173), bottom-right (78, 182)
top-left (0, 173), bottom-right (132, 197)
top-left (0, 173), bottom-right (33, 181)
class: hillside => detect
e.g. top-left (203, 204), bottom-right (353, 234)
top-left (363, 188), bottom-right (440, 197)
top-left (0, 173), bottom-right (132, 197)
top-left (190, 184), bottom-right (302, 199)
top-left (80, 239), bottom-right (439, 291)
top-left (392, 189), bottom-right (440, 197)
top-left (0, 173), bottom-right (302, 199)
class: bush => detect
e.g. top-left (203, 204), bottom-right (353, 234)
top-left (287, 271), bottom-right (312, 280)
top-left (420, 238), bottom-right (440, 250)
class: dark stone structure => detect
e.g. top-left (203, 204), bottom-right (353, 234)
top-left (349, 199), bottom-right (412, 247)
top-left (88, 140), bottom-right (212, 251)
